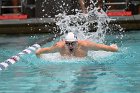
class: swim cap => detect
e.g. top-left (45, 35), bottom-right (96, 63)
top-left (65, 32), bottom-right (77, 41)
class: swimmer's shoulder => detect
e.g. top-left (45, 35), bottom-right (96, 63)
top-left (78, 40), bottom-right (96, 46)
top-left (78, 40), bottom-right (88, 47)
top-left (54, 41), bottom-right (65, 48)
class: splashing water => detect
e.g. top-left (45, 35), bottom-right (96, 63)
top-left (39, 0), bottom-right (124, 44)
top-left (52, 5), bottom-right (125, 61)
top-left (55, 7), bottom-right (111, 43)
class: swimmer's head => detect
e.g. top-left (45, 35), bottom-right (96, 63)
top-left (65, 32), bottom-right (77, 42)
top-left (65, 32), bottom-right (78, 52)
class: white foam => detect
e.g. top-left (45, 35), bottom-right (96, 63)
top-left (88, 51), bottom-right (113, 60)
top-left (39, 51), bottom-right (113, 64)
top-left (40, 53), bottom-right (88, 63)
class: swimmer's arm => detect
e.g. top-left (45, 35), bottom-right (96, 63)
top-left (35, 44), bottom-right (60, 57)
top-left (86, 41), bottom-right (118, 52)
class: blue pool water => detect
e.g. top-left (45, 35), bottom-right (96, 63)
top-left (0, 31), bottom-right (140, 93)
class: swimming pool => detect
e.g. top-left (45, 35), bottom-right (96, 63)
top-left (0, 31), bottom-right (140, 93)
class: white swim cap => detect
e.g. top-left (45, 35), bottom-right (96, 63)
top-left (65, 32), bottom-right (77, 41)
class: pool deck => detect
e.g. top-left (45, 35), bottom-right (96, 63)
top-left (0, 15), bottom-right (140, 34)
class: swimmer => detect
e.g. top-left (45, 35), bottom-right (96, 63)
top-left (36, 32), bottom-right (118, 57)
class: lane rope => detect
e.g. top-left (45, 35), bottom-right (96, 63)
top-left (0, 33), bottom-right (62, 71)
top-left (0, 44), bottom-right (40, 70)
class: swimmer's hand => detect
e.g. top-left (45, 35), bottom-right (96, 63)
top-left (110, 44), bottom-right (118, 52)
top-left (35, 49), bottom-right (41, 58)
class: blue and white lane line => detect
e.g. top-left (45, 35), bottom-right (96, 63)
top-left (0, 44), bottom-right (41, 70)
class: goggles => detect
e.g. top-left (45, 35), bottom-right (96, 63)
top-left (65, 41), bottom-right (77, 46)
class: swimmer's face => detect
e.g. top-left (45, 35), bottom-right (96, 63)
top-left (65, 41), bottom-right (78, 52)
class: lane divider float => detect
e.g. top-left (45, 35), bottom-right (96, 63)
top-left (0, 44), bottom-right (41, 70)
top-left (0, 33), bottom-right (62, 71)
